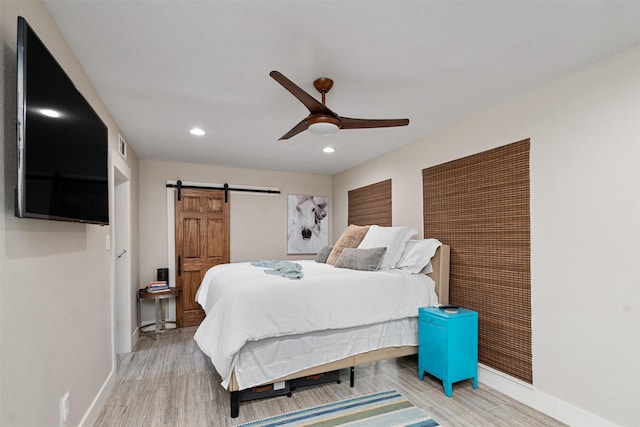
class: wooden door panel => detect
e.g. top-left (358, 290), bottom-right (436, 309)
top-left (175, 189), bottom-right (230, 327)
top-left (207, 219), bottom-right (225, 258)
top-left (182, 270), bottom-right (203, 311)
top-left (182, 195), bottom-right (201, 212)
top-left (183, 218), bottom-right (201, 259)
top-left (206, 197), bottom-right (223, 213)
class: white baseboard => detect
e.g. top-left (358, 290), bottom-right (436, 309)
top-left (478, 364), bottom-right (617, 427)
top-left (77, 367), bottom-right (116, 427)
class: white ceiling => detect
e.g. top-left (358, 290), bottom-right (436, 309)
top-left (43, 1), bottom-right (640, 175)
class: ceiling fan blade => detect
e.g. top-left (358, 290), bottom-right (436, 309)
top-left (278, 118), bottom-right (308, 140)
top-left (339, 117), bottom-right (410, 129)
top-left (270, 71), bottom-right (327, 114)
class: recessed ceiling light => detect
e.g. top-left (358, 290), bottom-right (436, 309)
top-left (323, 146), bottom-right (335, 153)
top-left (190, 127), bottom-right (205, 136)
top-left (40, 108), bottom-right (61, 118)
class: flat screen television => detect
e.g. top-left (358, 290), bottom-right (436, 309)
top-left (16, 16), bottom-right (109, 225)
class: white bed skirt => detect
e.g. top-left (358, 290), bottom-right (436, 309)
top-left (231, 317), bottom-right (418, 389)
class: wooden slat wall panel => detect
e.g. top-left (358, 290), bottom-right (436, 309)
top-left (348, 179), bottom-right (392, 226)
top-left (422, 139), bottom-right (532, 383)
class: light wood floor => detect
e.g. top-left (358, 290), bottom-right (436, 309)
top-left (95, 327), bottom-right (566, 427)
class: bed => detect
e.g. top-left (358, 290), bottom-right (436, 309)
top-left (193, 226), bottom-right (450, 418)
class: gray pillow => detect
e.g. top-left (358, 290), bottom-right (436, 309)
top-left (335, 247), bottom-right (387, 271)
top-left (315, 245), bottom-right (334, 263)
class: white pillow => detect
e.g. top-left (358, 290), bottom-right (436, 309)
top-left (396, 238), bottom-right (442, 274)
top-left (357, 225), bottom-right (418, 269)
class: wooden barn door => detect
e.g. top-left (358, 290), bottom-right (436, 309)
top-left (175, 188), bottom-right (230, 327)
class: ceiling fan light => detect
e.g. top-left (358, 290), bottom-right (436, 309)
top-left (308, 122), bottom-right (339, 135)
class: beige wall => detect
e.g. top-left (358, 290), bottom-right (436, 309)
top-left (137, 159), bottom-right (331, 314)
top-left (0, 2), bottom-right (139, 426)
top-left (333, 46), bottom-right (640, 426)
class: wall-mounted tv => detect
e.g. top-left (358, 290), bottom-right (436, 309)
top-left (16, 16), bottom-right (109, 225)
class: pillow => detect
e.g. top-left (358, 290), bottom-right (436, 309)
top-left (335, 247), bottom-right (387, 271)
top-left (396, 238), bottom-right (442, 274)
top-left (315, 245), bottom-right (333, 263)
top-left (326, 225), bottom-right (370, 266)
top-left (357, 225), bottom-right (418, 269)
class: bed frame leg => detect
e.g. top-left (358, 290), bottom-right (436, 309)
top-left (230, 391), bottom-right (240, 418)
top-left (350, 366), bottom-right (355, 387)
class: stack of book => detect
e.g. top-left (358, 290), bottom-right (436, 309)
top-left (146, 281), bottom-right (169, 293)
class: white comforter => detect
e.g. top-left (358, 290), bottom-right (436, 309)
top-left (193, 260), bottom-right (438, 388)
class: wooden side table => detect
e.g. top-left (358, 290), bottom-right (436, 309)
top-left (418, 306), bottom-right (478, 396)
top-left (137, 287), bottom-right (182, 340)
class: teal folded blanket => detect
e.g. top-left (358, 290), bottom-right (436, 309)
top-left (250, 260), bottom-right (303, 279)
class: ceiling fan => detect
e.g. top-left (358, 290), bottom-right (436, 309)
top-left (270, 70), bottom-right (409, 140)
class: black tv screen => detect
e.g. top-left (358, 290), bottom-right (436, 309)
top-left (16, 16), bottom-right (109, 225)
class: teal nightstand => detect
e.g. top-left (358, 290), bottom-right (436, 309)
top-left (418, 306), bottom-right (478, 397)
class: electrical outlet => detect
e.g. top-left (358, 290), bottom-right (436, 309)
top-left (60, 392), bottom-right (69, 426)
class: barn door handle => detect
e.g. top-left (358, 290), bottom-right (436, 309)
top-left (178, 255), bottom-right (182, 276)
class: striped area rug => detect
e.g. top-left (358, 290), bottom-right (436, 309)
top-left (235, 390), bottom-right (439, 427)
